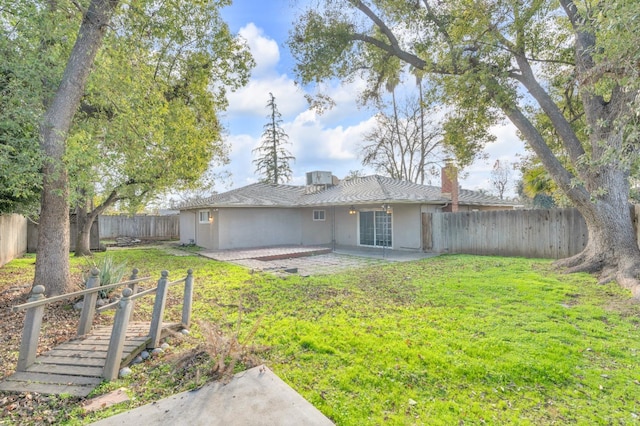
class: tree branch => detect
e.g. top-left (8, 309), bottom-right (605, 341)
top-left (500, 100), bottom-right (590, 208)
top-left (349, 33), bottom-right (426, 70)
top-left (70, 0), bottom-right (87, 15)
top-left (420, 0), bottom-right (460, 72)
top-left (512, 54), bottom-right (587, 170)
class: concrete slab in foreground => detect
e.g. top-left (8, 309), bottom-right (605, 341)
top-left (90, 366), bottom-right (334, 426)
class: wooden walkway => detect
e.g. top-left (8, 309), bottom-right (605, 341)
top-left (0, 322), bottom-right (180, 397)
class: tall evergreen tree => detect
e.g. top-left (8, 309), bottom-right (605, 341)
top-left (253, 93), bottom-right (294, 184)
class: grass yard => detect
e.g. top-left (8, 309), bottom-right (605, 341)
top-left (1, 248), bottom-right (639, 425)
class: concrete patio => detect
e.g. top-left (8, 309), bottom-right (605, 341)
top-left (90, 366), bottom-right (334, 426)
top-left (199, 245), bottom-right (437, 276)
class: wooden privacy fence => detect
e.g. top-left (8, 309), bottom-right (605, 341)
top-left (0, 214), bottom-right (28, 267)
top-left (11, 268), bottom-right (194, 381)
top-left (99, 215), bottom-right (179, 239)
top-left (423, 208), bottom-right (590, 259)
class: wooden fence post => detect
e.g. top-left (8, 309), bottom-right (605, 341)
top-left (127, 268), bottom-right (139, 322)
top-left (181, 269), bottom-right (194, 329)
top-left (103, 287), bottom-right (134, 381)
top-left (77, 268), bottom-right (100, 336)
top-left (17, 285), bottom-right (46, 371)
top-left (148, 270), bottom-right (169, 349)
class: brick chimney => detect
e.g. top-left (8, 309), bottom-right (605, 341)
top-left (441, 162), bottom-right (459, 212)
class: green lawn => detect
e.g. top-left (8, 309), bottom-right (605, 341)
top-left (2, 248), bottom-right (639, 425)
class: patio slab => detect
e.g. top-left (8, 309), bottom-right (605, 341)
top-left (90, 365), bottom-right (333, 426)
top-left (200, 246), bottom-right (331, 262)
top-left (200, 246), bottom-right (437, 276)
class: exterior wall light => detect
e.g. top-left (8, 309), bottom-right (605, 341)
top-left (349, 206), bottom-right (357, 215)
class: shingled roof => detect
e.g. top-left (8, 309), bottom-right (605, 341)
top-left (180, 175), bottom-right (516, 209)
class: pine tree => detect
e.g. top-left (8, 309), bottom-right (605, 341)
top-left (253, 93), bottom-right (294, 184)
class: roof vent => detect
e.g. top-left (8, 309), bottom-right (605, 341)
top-left (306, 171), bottom-right (333, 185)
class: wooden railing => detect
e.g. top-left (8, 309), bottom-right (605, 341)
top-left (12, 268), bottom-right (194, 380)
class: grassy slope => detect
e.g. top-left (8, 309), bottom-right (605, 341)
top-left (1, 249), bottom-right (639, 425)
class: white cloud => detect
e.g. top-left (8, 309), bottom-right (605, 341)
top-left (288, 116), bottom-right (377, 163)
top-left (226, 24), bottom-right (308, 116)
top-left (239, 23), bottom-right (279, 77)
top-left (226, 76), bottom-right (306, 116)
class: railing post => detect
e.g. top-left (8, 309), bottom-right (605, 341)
top-left (77, 268), bottom-right (100, 336)
top-left (103, 287), bottom-right (134, 381)
top-left (17, 285), bottom-right (46, 371)
top-left (148, 270), bottom-right (169, 348)
top-left (127, 268), bottom-right (139, 322)
top-left (181, 269), bottom-right (194, 329)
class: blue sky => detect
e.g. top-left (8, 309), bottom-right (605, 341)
top-left (215, 1), bottom-right (525, 195)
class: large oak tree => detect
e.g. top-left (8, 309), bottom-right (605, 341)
top-left (69, 0), bottom-right (252, 256)
top-left (2, 0), bottom-right (252, 295)
top-left (36, 0), bottom-right (120, 296)
top-left (289, 0), bottom-right (640, 296)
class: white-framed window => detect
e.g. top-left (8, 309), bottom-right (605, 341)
top-left (199, 210), bottom-right (212, 224)
top-left (313, 209), bottom-right (326, 221)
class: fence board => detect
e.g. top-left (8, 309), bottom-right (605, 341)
top-left (27, 217), bottom-right (99, 253)
top-left (428, 208), bottom-right (594, 259)
top-left (99, 215), bottom-right (179, 239)
top-left (0, 214), bottom-right (28, 267)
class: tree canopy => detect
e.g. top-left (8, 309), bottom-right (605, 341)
top-left (0, 2), bottom-right (75, 215)
top-left (360, 93), bottom-right (444, 184)
top-left (67, 0), bottom-right (252, 255)
top-left (289, 0), bottom-right (640, 294)
top-left (1, 0), bottom-right (253, 294)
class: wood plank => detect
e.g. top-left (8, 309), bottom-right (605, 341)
top-left (0, 380), bottom-right (95, 397)
top-left (45, 349), bottom-right (136, 362)
top-left (75, 336), bottom-right (149, 346)
top-left (89, 328), bottom-right (149, 337)
top-left (4, 372), bottom-right (103, 386)
top-left (45, 349), bottom-right (108, 359)
top-left (37, 356), bottom-right (106, 367)
top-left (52, 342), bottom-right (143, 352)
top-left (27, 363), bottom-right (104, 377)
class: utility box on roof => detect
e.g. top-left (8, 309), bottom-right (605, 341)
top-left (306, 171), bottom-right (333, 185)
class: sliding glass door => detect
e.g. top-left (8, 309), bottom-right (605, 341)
top-left (359, 210), bottom-right (392, 247)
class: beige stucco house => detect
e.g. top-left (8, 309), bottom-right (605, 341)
top-left (179, 172), bottom-right (517, 252)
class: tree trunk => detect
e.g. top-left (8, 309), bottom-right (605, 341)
top-left (75, 205), bottom-right (93, 257)
top-left (75, 188), bottom-right (121, 256)
top-left (35, 162), bottom-right (71, 296)
top-left (554, 163), bottom-right (640, 296)
top-left (34, 0), bottom-right (120, 296)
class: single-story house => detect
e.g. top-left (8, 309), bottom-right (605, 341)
top-left (179, 171), bottom-right (518, 252)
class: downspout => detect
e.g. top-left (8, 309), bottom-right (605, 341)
top-left (193, 210), bottom-right (198, 246)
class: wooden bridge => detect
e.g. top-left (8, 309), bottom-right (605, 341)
top-left (0, 269), bottom-right (194, 397)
